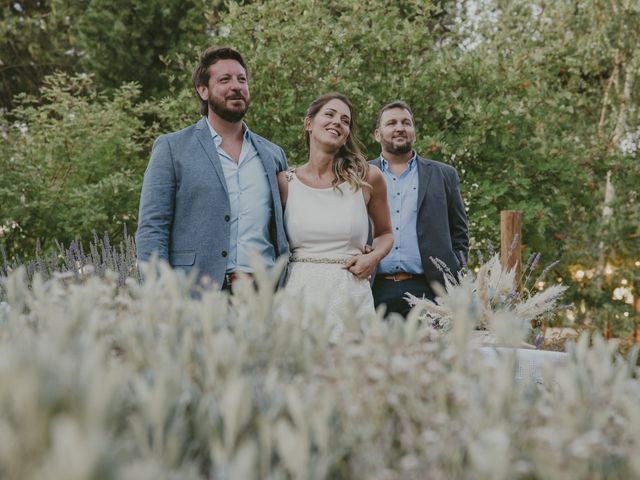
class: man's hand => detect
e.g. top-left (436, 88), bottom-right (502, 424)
top-left (343, 245), bottom-right (378, 279)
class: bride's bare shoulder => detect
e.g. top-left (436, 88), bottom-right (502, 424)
top-left (277, 169), bottom-right (296, 205)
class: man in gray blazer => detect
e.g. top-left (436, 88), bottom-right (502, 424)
top-left (369, 100), bottom-right (469, 316)
top-left (136, 47), bottom-right (288, 290)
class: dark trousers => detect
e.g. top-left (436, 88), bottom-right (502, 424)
top-left (372, 275), bottom-right (435, 318)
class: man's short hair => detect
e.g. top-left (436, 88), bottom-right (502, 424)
top-left (192, 46), bottom-right (248, 115)
top-left (376, 100), bottom-right (414, 128)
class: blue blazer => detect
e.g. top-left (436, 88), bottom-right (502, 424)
top-left (369, 155), bottom-right (469, 286)
top-left (136, 117), bottom-right (289, 286)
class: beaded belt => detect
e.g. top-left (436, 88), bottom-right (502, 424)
top-left (289, 255), bottom-right (348, 265)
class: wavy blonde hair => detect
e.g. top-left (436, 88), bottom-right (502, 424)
top-left (304, 93), bottom-right (369, 190)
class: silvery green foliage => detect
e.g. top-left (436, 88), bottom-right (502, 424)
top-left (0, 260), bottom-right (638, 479)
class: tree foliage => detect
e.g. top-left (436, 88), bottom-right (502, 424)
top-left (0, 0), bottom-right (77, 109)
top-left (0, 0), bottom-right (215, 109)
top-left (0, 75), bottom-right (151, 255)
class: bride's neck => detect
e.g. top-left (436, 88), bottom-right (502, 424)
top-left (306, 150), bottom-right (335, 179)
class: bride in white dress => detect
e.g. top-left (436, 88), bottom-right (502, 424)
top-left (277, 93), bottom-right (393, 327)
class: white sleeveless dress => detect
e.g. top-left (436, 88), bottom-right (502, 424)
top-left (283, 171), bottom-right (375, 330)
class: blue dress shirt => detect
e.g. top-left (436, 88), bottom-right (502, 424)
top-left (206, 119), bottom-right (275, 272)
top-left (377, 154), bottom-right (423, 275)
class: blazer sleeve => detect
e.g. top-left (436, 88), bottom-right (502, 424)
top-left (135, 136), bottom-right (176, 264)
top-left (447, 167), bottom-right (469, 265)
top-left (277, 145), bottom-right (289, 172)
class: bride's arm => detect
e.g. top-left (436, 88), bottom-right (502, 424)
top-left (365, 166), bottom-right (393, 261)
top-left (344, 166), bottom-right (393, 279)
top-left (276, 171), bottom-right (289, 209)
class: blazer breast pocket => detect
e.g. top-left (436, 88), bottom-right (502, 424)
top-left (169, 251), bottom-right (196, 266)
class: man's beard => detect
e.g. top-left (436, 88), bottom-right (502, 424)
top-left (382, 137), bottom-right (414, 155)
top-left (209, 95), bottom-right (250, 123)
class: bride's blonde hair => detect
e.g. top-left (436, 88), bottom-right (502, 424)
top-left (304, 93), bottom-right (369, 190)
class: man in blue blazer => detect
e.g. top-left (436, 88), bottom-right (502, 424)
top-left (136, 47), bottom-right (288, 290)
top-left (369, 100), bottom-right (469, 316)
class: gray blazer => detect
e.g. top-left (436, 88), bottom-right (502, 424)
top-left (136, 117), bottom-right (289, 286)
top-left (369, 155), bottom-right (469, 286)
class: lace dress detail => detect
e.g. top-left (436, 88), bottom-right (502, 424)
top-left (283, 172), bottom-right (375, 335)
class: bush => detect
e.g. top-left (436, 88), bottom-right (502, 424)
top-left (0, 75), bottom-right (153, 259)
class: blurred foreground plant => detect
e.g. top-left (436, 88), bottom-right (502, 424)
top-left (0, 258), bottom-right (638, 479)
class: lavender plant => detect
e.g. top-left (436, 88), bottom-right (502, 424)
top-left (0, 229), bottom-right (139, 300)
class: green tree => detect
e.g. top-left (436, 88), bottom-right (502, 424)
top-left (0, 0), bottom-right (79, 109)
top-left (73, 0), bottom-right (214, 98)
top-left (0, 0), bottom-right (220, 110)
top-left (0, 74), bottom-right (152, 256)
top-left (449, 0), bottom-right (640, 329)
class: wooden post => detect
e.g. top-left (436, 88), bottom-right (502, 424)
top-left (603, 318), bottom-right (612, 340)
top-left (500, 210), bottom-right (522, 288)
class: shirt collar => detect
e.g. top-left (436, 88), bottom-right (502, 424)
top-left (205, 117), bottom-right (251, 146)
top-left (380, 151), bottom-right (417, 172)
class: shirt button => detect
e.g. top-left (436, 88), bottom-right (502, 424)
top-left (395, 227), bottom-right (399, 230)
top-left (221, 251), bottom-right (228, 257)
top-left (396, 210), bottom-right (400, 213)
top-left (396, 192), bottom-right (400, 196)
top-left (224, 215), bottom-right (230, 221)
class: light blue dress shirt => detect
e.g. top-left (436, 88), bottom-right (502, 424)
top-left (206, 119), bottom-right (275, 272)
top-left (377, 154), bottom-right (424, 275)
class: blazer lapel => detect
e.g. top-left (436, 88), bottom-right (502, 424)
top-left (417, 156), bottom-right (433, 210)
top-left (195, 117), bottom-right (229, 196)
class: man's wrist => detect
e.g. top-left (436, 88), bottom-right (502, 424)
top-left (367, 250), bottom-right (384, 263)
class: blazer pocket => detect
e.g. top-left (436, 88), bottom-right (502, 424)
top-left (169, 251), bottom-right (196, 266)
